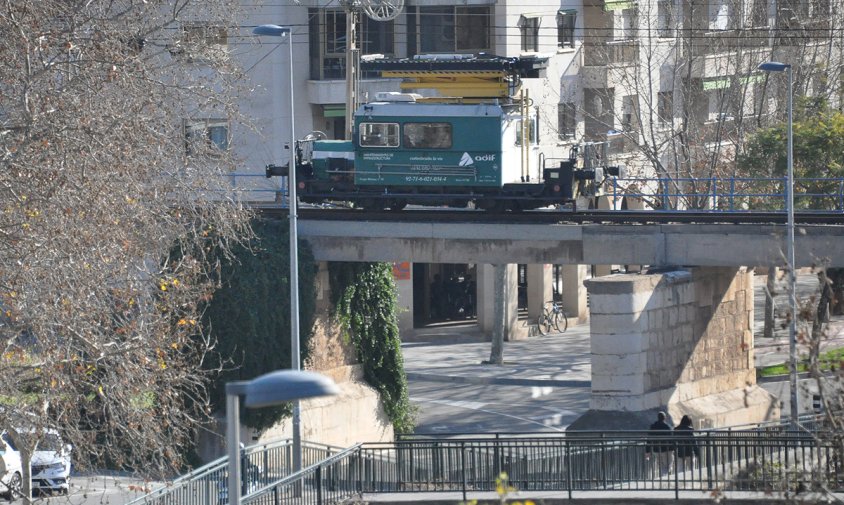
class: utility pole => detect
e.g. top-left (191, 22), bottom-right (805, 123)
top-left (343, 2), bottom-right (360, 140)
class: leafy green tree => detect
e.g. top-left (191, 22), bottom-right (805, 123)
top-left (738, 103), bottom-right (844, 211)
top-left (202, 218), bottom-right (317, 431)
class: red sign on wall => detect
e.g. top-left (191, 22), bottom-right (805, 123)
top-left (392, 261), bottom-right (410, 280)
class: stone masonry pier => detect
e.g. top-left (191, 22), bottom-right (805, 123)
top-left (569, 267), bottom-right (779, 430)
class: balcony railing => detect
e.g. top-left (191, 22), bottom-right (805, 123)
top-left (583, 40), bottom-right (638, 66)
top-left (606, 39), bottom-right (639, 64)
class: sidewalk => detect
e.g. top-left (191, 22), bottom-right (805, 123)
top-left (403, 273), bottom-right (844, 388)
top-left (403, 323), bottom-right (591, 387)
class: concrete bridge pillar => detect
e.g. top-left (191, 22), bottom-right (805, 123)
top-left (391, 262), bottom-right (414, 335)
top-left (527, 264), bottom-right (553, 321)
top-left (562, 264), bottom-right (589, 323)
top-left (477, 263), bottom-right (519, 341)
top-left (569, 267), bottom-right (779, 431)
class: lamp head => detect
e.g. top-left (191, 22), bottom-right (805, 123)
top-left (243, 370), bottom-right (339, 408)
top-left (758, 61), bottom-right (790, 72)
top-left (253, 24), bottom-right (291, 37)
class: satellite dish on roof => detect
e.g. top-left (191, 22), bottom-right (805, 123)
top-left (360, 0), bottom-right (403, 21)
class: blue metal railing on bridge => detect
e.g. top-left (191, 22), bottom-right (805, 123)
top-left (606, 176), bottom-right (844, 213)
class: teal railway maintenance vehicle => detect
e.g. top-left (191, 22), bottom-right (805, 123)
top-left (267, 55), bottom-right (624, 211)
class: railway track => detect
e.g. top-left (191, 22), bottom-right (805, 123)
top-left (257, 206), bottom-right (844, 225)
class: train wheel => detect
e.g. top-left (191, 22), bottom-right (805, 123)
top-left (388, 200), bottom-right (407, 211)
top-left (359, 199), bottom-right (382, 211)
top-left (478, 199), bottom-right (506, 212)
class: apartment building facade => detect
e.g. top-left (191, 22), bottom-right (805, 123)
top-left (228, 0), bottom-right (842, 203)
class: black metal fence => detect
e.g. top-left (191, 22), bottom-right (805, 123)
top-left (129, 440), bottom-right (344, 505)
top-left (241, 430), bottom-right (843, 504)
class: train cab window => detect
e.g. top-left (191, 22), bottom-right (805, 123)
top-left (402, 123), bottom-right (452, 149)
top-left (359, 123), bottom-right (399, 147)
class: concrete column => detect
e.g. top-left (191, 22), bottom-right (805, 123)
top-left (568, 267), bottom-right (778, 431)
top-left (314, 262), bottom-right (331, 312)
top-left (593, 196), bottom-right (615, 277)
top-left (623, 196), bottom-right (644, 273)
top-left (477, 263), bottom-right (519, 341)
top-left (476, 264), bottom-right (495, 336)
top-left (526, 264), bottom-right (553, 320)
top-left (562, 264), bottom-right (589, 323)
top-left (504, 264), bottom-right (519, 341)
top-left (392, 262), bottom-right (413, 334)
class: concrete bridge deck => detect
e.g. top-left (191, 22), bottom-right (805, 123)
top-left (299, 220), bottom-right (844, 267)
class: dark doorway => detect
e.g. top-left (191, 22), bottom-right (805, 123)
top-left (414, 263), bottom-right (476, 327)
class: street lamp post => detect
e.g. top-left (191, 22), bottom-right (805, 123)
top-left (226, 370), bottom-right (339, 505)
top-left (253, 24), bottom-right (304, 467)
top-left (758, 61), bottom-right (798, 424)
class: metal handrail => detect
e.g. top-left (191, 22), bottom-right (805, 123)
top-left (126, 439), bottom-right (344, 505)
top-left (607, 176), bottom-right (844, 213)
top-left (242, 443), bottom-right (363, 504)
top-left (130, 420), bottom-right (842, 504)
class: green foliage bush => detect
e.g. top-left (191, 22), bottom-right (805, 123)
top-left (329, 263), bottom-right (415, 433)
top-left (201, 219), bottom-right (413, 434)
top-left (202, 218), bottom-right (317, 431)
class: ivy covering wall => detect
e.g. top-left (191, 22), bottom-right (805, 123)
top-left (328, 263), bottom-right (415, 434)
top-left (202, 218), bottom-right (414, 434)
top-left (202, 218), bottom-right (317, 431)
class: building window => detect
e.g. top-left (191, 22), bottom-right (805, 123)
top-left (810, 0), bottom-right (830, 17)
top-left (557, 10), bottom-right (577, 48)
top-left (184, 119), bottom-right (229, 156)
top-left (708, 0), bottom-right (733, 30)
top-left (360, 122), bottom-right (399, 147)
top-left (613, 7), bottom-right (637, 40)
top-left (516, 119), bottom-right (537, 146)
top-left (519, 16), bottom-right (540, 52)
top-left (621, 95), bottom-right (638, 132)
top-left (584, 89), bottom-right (614, 138)
top-left (707, 88), bottom-right (734, 122)
top-left (657, 0), bottom-right (674, 37)
top-left (408, 6), bottom-right (491, 56)
top-left (403, 123), bottom-right (452, 149)
top-left (308, 8), bottom-right (394, 80)
top-left (175, 23), bottom-right (227, 62)
top-left (753, 0), bottom-right (769, 26)
top-left (558, 102), bottom-right (576, 138)
top-left (657, 91), bottom-right (673, 126)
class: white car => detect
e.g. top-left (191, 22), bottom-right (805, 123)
top-left (30, 430), bottom-right (71, 495)
top-left (0, 431), bottom-right (23, 499)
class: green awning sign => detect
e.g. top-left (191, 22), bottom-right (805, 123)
top-left (604, 0), bottom-right (634, 10)
top-left (703, 77), bottom-right (730, 90)
top-left (323, 105), bottom-right (345, 118)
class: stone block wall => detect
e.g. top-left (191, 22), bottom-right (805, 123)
top-left (197, 262), bottom-right (394, 462)
top-left (582, 267), bottom-right (778, 429)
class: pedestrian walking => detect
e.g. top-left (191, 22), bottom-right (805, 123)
top-left (674, 415), bottom-right (699, 476)
top-left (645, 411), bottom-right (674, 477)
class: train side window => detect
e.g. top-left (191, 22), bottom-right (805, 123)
top-left (403, 123), bottom-right (452, 149)
top-left (359, 123), bottom-right (399, 147)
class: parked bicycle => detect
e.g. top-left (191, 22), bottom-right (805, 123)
top-left (537, 300), bottom-right (568, 335)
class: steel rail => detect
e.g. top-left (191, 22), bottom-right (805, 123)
top-left (256, 207), bottom-right (844, 225)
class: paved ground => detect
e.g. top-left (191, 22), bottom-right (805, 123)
top-left (16, 474), bottom-right (158, 504)
top-left (404, 272), bottom-right (844, 434)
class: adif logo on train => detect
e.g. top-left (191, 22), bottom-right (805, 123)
top-left (459, 153), bottom-right (495, 167)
